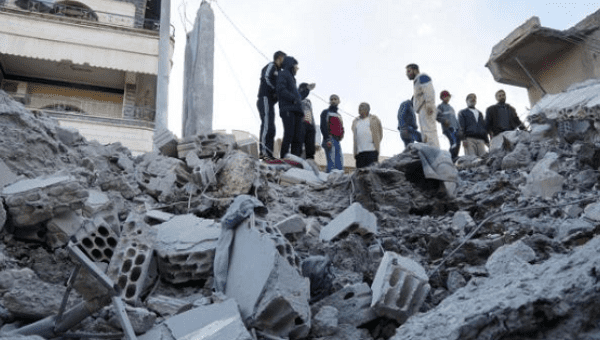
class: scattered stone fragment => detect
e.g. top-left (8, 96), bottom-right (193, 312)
top-left (0, 158), bottom-right (18, 190)
top-left (320, 202), bottom-right (377, 242)
top-left (311, 305), bottom-right (339, 337)
top-left (108, 306), bottom-right (156, 335)
top-left (584, 201), bottom-right (600, 222)
top-left (520, 152), bottom-right (565, 198)
top-left (370, 252), bottom-right (430, 324)
top-left (274, 214), bottom-right (306, 236)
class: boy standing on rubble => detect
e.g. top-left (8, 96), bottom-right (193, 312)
top-left (436, 90), bottom-right (461, 161)
top-left (320, 94), bottom-right (344, 172)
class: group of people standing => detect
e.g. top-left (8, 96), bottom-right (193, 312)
top-left (257, 56), bottom-right (523, 172)
top-left (257, 51), bottom-right (383, 172)
top-left (399, 64), bottom-right (525, 160)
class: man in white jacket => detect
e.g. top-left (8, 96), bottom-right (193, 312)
top-left (406, 63), bottom-right (440, 148)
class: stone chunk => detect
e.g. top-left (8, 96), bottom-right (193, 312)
top-left (370, 252), bottom-right (430, 324)
top-left (320, 202), bottom-right (377, 242)
top-left (1, 175), bottom-right (88, 227)
top-left (274, 214), bottom-right (306, 236)
top-left (225, 221), bottom-right (310, 339)
top-left (55, 125), bottom-right (84, 146)
top-left (153, 214), bottom-right (220, 284)
top-left (452, 211), bottom-right (476, 234)
top-left (520, 152), bottom-right (565, 198)
top-left (145, 210), bottom-right (174, 223)
top-left (46, 210), bottom-right (84, 249)
top-left (311, 306), bottom-right (339, 337)
top-left (163, 299), bottom-right (252, 340)
top-left (584, 201), bottom-right (600, 222)
top-left (214, 151), bottom-right (257, 198)
top-left (134, 152), bottom-right (191, 203)
top-left (501, 143), bottom-right (532, 170)
top-left (236, 138), bottom-right (258, 158)
top-left (178, 133), bottom-right (236, 159)
top-left (556, 218), bottom-right (595, 242)
top-left (310, 283), bottom-right (378, 327)
top-left (485, 240), bottom-right (535, 277)
top-left (2, 269), bottom-right (82, 320)
top-left (83, 190), bottom-right (119, 232)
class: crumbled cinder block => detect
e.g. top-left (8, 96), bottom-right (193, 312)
top-left (370, 252), bottom-right (430, 324)
top-left (310, 283), bottom-right (378, 327)
top-left (275, 215), bottom-right (307, 236)
top-left (153, 214), bottom-right (220, 284)
top-left (46, 210), bottom-right (84, 249)
top-left (320, 202), bottom-right (378, 242)
top-left (74, 217), bottom-right (119, 263)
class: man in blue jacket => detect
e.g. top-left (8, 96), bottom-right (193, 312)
top-left (257, 51), bottom-right (286, 160)
top-left (276, 56), bottom-right (304, 159)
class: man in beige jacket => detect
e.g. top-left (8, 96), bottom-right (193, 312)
top-left (352, 102), bottom-right (383, 168)
top-left (406, 63), bottom-right (439, 148)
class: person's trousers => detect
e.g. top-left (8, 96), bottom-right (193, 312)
top-left (443, 128), bottom-right (461, 160)
top-left (325, 138), bottom-right (343, 172)
top-left (302, 122), bottom-right (316, 159)
top-left (463, 137), bottom-right (487, 157)
top-left (257, 96), bottom-right (276, 158)
top-left (280, 110), bottom-right (303, 159)
top-left (355, 150), bottom-right (379, 168)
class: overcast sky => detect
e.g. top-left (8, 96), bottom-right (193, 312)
top-left (166, 0), bottom-right (598, 157)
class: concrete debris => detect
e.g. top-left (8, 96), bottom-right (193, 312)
top-left (106, 214), bottom-right (157, 305)
top-left (2, 90), bottom-right (600, 339)
top-left (154, 214), bottom-right (220, 284)
top-left (310, 283), bottom-right (378, 327)
top-left (224, 220), bottom-right (310, 339)
top-left (74, 217), bottom-right (119, 263)
top-left (370, 252), bottom-right (430, 324)
top-left (158, 299), bottom-right (252, 340)
top-left (320, 202), bottom-right (378, 242)
top-left (1, 175), bottom-right (88, 227)
top-left (46, 210), bottom-right (84, 249)
top-left (145, 295), bottom-right (193, 317)
top-left (280, 167), bottom-right (327, 186)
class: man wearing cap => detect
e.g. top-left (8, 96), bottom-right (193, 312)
top-left (436, 90), bottom-right (460, 160)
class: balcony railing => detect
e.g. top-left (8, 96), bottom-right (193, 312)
top-left (0, 0), bottom-right (172, 33)
top-left (8, 92), bottom-right (155, 122)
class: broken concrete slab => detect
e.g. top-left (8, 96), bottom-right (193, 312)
top-left (46, 210), bottom-right (84, 249)
top-left (310, 283), bottom-right (378, 327)
top-left (1, 175), bottom-right (88, 227)
top-left (55, 125), bottom-right (84, 146)
top-left (370, 252), bottom-right (430, 324)
top-left (280, 167), bottom-right (327, 186)
top-left (225, 220), bottom-right (310, 339)
top-left (274, 214), bottom-right (306, 236)
top-left (153, 214), bottom-right (220, 284)
top-left (501, 143), bottom-right (532, 170)
top-left (145, 210), bottom-right (174, 223)
top-left (83, 190), bottom-right (119, 232)
top-left (108, 306), bottom-right (157, 335)
top-left (520, 152), bottom-right (565, 198)
top-left (320, 202), bottom-right (377, 242)
top-left (134, 152), bottom-right (191, 203)
top-left (178, 133), bottom-right (236, 159)
top-left (452, 211), bottom-right (476, 235)
top-left (162, 299), bottom-right (252, 340)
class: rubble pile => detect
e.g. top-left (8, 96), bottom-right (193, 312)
top-left (0, 90), bottom-right (599, 340)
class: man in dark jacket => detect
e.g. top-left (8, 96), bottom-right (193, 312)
top-left (257, 51), bottom-right (286, 160)
top-left (485, 89), bottom-right (525, 139)
top-left (298, 82), bottom-right (317, 160)
top-left (458, 93), bottom-right (488, 157)
top-left (276, 56), bottom-right (304, 159)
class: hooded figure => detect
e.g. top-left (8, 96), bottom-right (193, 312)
top-left (276, 56), bottom-right (304, 158)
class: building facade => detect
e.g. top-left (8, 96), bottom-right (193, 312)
top-left (0, 0), bottom-right (171, 154)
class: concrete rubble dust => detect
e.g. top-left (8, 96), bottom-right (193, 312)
top-left (0, 90), bottom-right (600, 340)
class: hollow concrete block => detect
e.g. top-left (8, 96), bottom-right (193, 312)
top-left (370, 252), bottom-right (430, 324)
